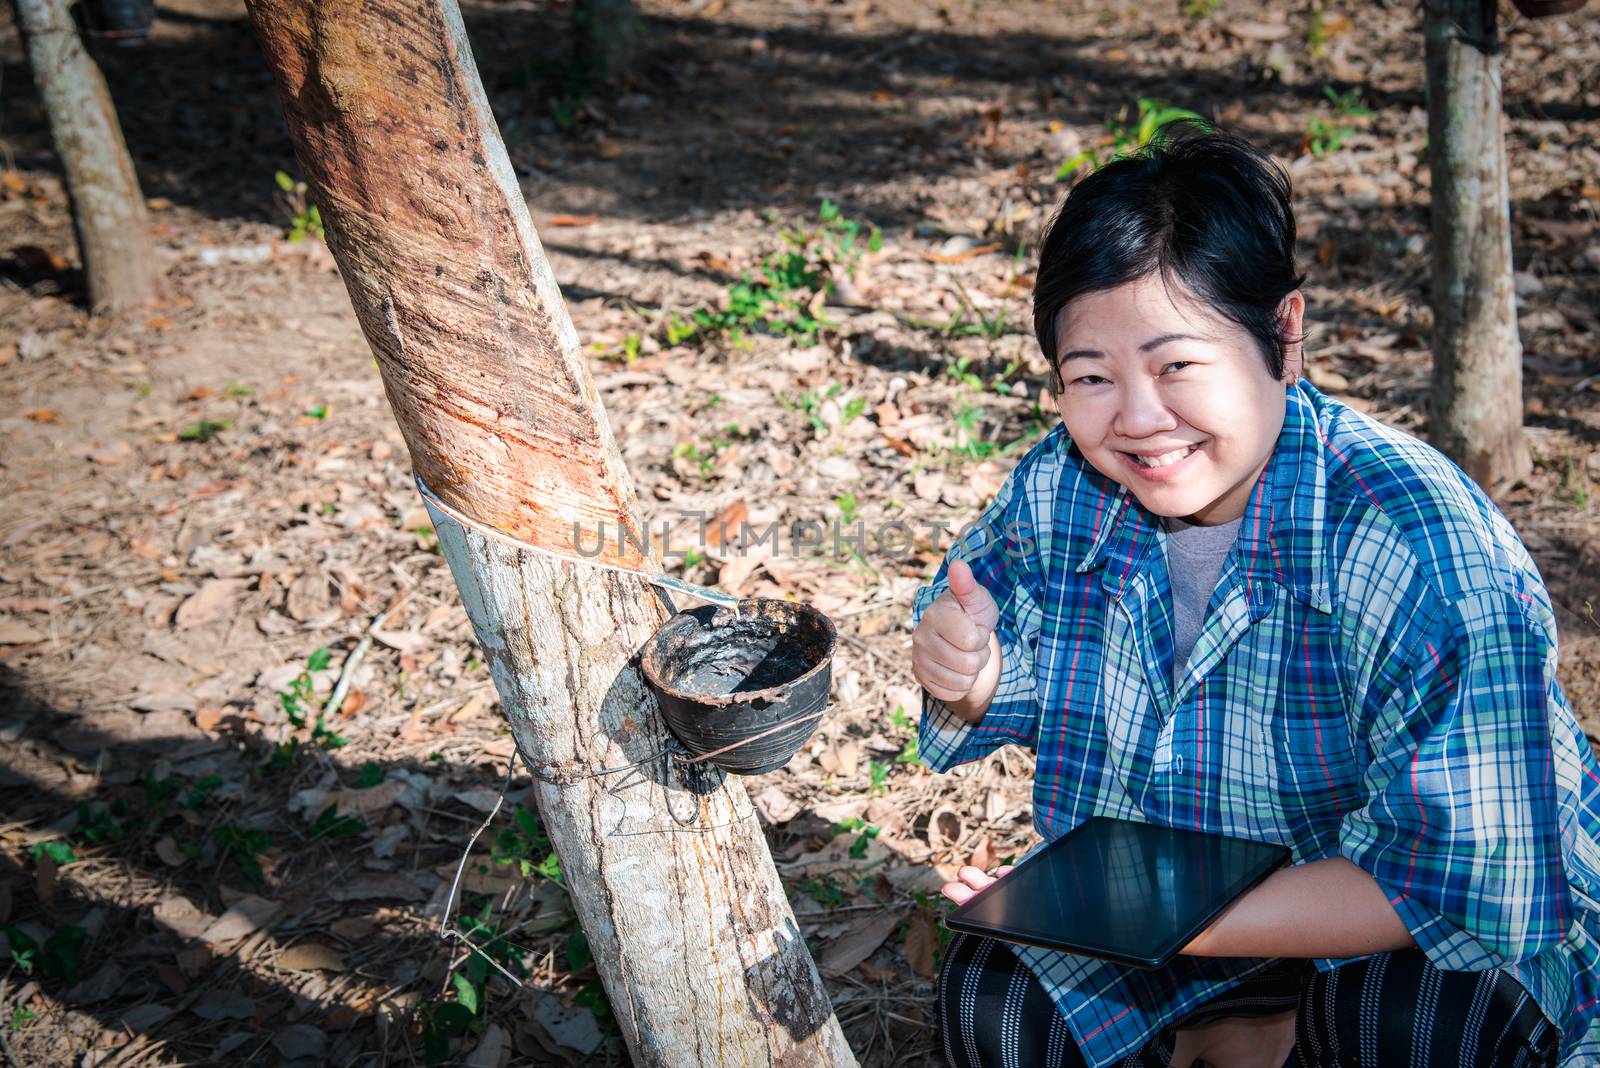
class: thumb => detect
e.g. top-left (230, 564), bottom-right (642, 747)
top-left (946, 559), bottom-right (997, 627)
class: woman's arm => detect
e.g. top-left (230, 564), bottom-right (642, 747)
top-left (1180, 856), bottom-right (1415, 958)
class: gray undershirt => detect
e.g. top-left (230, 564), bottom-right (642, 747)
top-left (1162, 514), bottom-right (1244, 687)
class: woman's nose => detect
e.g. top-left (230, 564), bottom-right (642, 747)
top-left (1112, 379), bottom-right (1178, 438)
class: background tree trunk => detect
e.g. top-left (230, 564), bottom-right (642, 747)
top-left (572, 0), bottom-right (639, 90)
top-left (13, 0), bottom-right (154, 313)
top-left (1423, 0), bottom-right (1530, 490)
top-left (242, 0), bottom-right (856, 1063)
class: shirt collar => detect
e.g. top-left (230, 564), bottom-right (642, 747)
top-left (1072, 382), bottom-right (1333, 614)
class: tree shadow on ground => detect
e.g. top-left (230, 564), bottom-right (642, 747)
top-left (0, 654), bottom-right (932, 1066)
top-left (3, 1), bottom-right (1567, 232)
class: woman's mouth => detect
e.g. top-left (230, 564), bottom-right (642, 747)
top-left (1126, 447), bottom-right (1203, 470)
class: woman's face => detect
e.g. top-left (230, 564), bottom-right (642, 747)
top-left (1051, 275), bottom-right (1303, 526)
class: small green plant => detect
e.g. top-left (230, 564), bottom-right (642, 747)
top-left (214, 826), bottom-right (274, 886)
top-left (309, 803), bottom-right (366, 842)
top-left (2, 925), bottom-right (85, 986)
top-left (278, 646), bottom-right (349, 749)
top-left (1305, 86), bottom-right (1373, 157)
top-left (274, 170), bottom-right (325, 242)
top-left (1056, 98), bottom-right (1209, 181)
top-left (1306, 10), bottom-right (1329, 59)
top-left (896, 735), bottom-right (920, 765)
top-left (224, 382), bottom-right (253, 397)
top-left (867, 759), bottom-right (891, 797)
top-left (304, 403), bottom-right (329, 420)
top-left (841, 395), bottom-right (868, 425)
top-left (672, 432), bottom-right (737, 482)
top-left (664, 200), bottom-right (880, 349)
top-left (492, 807), bottom-right (554, 878)
top-left (9, 1005), bottom-right (34, 1032)
top-left (890, 704), bottom-right (914, 732)
top-left (178, 418), bottom-right (232, 442)
top-left (1557, 454), bottom-right (1591, 510)
top-left (782, 383), bottom-right (845, 433)
top-left (835, 493), bottom-right (859, 524)
top-left (797, 874), bottom-right (848, 908)
top-left (1181, 0), bottom-right (1219, 16)
top-left (30, 840), bottom-right (75, 866)
top-left (423, 897), bottom-right (531, 1062)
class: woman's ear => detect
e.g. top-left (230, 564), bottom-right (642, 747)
top-left (1278, 289), bottom-right (1306, 384)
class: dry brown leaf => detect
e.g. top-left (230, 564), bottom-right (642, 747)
top-left (23, 408), bottom-right (60, 424)
top-left (924, 242), bottom-right (1001, 264)
top-left (0, 618), bottom-right (47, 645)
top-left (285, 573), bottom-right (329, 622)
top-left (903, 913), bottom-right (938, 978)
top-left (201, 895), bottom-right (281, 945)
top-left (753, 784), bottom-right (801, 825)
top-left (277, 942), bottom-right (347, 973)
top-left (154, 836), bottom-right (187, 867)
top-left (969, 836), bottom-right (996, 873)
top-left (818, 911), bottom-right (900, 977)
top-left (547, 213), bottom-right (599, 227)
top-left (372, 627), bottom-right (429, 653)
top-left (325, 780), bottom-right (407, 818)
top-left (447, 691), bottom-right (490, 724)
top-left (174, 579), bottom-right (246, 630)
top-left (705, 499), bottom-right (748, 546)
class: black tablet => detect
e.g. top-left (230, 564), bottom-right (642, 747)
top-left (943, 816), bottom-right (1291, 970)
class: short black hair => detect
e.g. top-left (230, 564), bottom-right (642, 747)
top-left (1033, 125), bottom-right (1305, 392)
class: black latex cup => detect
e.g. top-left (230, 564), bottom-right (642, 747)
top-left (640, 598), bottom-right (836, 775)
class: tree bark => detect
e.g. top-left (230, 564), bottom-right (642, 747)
top-left (1424, 0), bottom-right (1530, 490)
top-left (13, 0), bottom-right (155, 313)
top-left (242, 0), bottom-right (856, 1063)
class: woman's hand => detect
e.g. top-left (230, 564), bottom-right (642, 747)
top-left (940, 860), bottom-right (1016, 905)
top-left (1166, 1008), bottom-right (1296, 1068)
top-left (912, 559), bottom-right (1002, 715)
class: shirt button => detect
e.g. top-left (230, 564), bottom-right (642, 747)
top-left (1172, 755), bottom-right (1185, 776)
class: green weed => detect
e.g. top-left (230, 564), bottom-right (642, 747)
top-left (1305, 86), bottom-right (1372, 157)
top-left (277, 646), bottom-right (349, 750)
top-left (3, 924), bottom-right (85, 986)
top-left (213, 826), bottom-right (273, 886)
top-left (274, 171), bottom-right (325, 242)
top-left (178, 419), bottom-right (232, 442)
top-left (1056, 98), bottom-right (1209, 181)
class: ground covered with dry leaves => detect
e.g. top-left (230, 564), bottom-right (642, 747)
top-left (1, 0), bottom-right (1598, 1064)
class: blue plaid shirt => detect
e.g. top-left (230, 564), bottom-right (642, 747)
top-left (912, 382), bottom-right (1600, 1067)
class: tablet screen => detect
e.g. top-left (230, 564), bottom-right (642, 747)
top-left (944, 817), bottom-right (1290, 969)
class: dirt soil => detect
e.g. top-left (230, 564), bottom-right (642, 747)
top-left (1, 0), bottom-right (1598, 1065)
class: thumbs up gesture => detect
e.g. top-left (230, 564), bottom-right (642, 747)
top-left (912, 559), bottom-right (1003, 715)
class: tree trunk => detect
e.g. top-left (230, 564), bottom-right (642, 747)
top-left (13, 0), bottom-right (155, 313)
top-left (242, 1), bottom-right (856, 1063)
top-left (573, 0), bottom-right (639, 90)
top-left (1423, 0), bottom-right (1530, 490)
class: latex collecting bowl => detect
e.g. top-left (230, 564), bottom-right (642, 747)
top-left (639, 598), bottom-right (836, 775)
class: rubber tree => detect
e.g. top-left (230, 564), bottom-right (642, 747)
top-left (241, 0), bottom-right (856, 1063)
top-left (1423, 0), bottom-right (1531, 489)
top-left (13, 0), bottom-right (155, 313)
top-left (573, 0), bottom-right (639, 90)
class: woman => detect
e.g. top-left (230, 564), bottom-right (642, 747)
top-left (909, 129), bottom-right (1600, 1068)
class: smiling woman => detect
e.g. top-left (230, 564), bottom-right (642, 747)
top-left (909, 127), bottom-right (1600, 1068)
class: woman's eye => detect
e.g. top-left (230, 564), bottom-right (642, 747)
top-left (1161, 361), bottom-right (1192, 374)
top-left (1072, 375), bottom-right (1107, 386)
